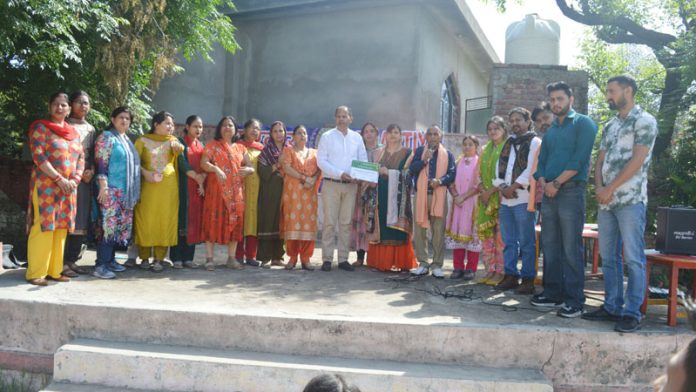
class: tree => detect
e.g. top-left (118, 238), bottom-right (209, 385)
top-left (0, 0), bottom-right (239, 157)
top-left (492, 0), bottom-right (696, 160)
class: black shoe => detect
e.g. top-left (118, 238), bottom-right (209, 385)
top-left (614, 316), bottom-right (641, 333)
top-left (581, 306), bottom-right (622, 322)
top-left (321, 262), bottom-right (332, 271)
top-left (338, 261), bottom-right (355, 271)
top-left (557, 304), bottom-right (583, 318)
top-left (245, 258), bottom-right (261, 267)
top-left (449, 269), bottom-right (465, 279)
top-left (530, 293), bottom-right (563, 308)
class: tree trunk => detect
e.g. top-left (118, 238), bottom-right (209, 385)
top-left (653, 68), bottom-right (683, 159)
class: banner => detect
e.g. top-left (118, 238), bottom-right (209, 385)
top-left (258, 127), bottom-right (428, 150)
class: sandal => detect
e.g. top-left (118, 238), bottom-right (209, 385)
top-left (68, 262), bottom-right (88, 275)
top-left (205, 258), bottom-right (215, 271)
top-left (61, 266), bottom-right (79, 278)
top-left (301, 263), bottom-right (315, 271)
top-left (47, 275), bottom-right (71, 282)
top-left (28, 278), bottom-right (48, 286)
top-left (352, 259), bottom-right (364, 267)
top-left (285, 261), bottom-right (297, 270)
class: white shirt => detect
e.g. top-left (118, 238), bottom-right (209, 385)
top-left (493, 135), bottom-right (542, 207)
top-left (317, 128), bottom-right (368, 180)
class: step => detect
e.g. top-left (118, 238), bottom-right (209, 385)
top-left (41, 382), bottom-right (158, 392)
top-left (53, 339), bottom-right (553, 392)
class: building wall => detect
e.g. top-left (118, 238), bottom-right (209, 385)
top-left (223, 3), bottom-right (421, 129)
top-left (490, 64), bottom-right (589, 118)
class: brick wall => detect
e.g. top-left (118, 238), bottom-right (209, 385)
top-left (490, 63), bottom-right (589, 118)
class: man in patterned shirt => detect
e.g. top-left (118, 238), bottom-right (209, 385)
top-left (582, 75), bottom-right (658, 333)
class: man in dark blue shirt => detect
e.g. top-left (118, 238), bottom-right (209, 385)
top-left (409, 125), bottom-right (456, 278)
top-left (531, 81), bottom-right (598, 318)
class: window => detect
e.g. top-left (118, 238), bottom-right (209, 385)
top-left (439, 74), bottom-right (460, 133)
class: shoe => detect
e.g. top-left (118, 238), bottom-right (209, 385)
top-left (321, 262), bottom-right (332, 271)
top-left (139, 260), bottom-right (151, 270)
top-left (47, 275), bottom-right (71, 282)
top-left (183, 261), bottom-right (198, 269)
top-left (301, 262), bottom-right (315, 271)
top-left (67, 262), bottom-right (88, 275)
top-left (494, 275), bottom-right (520, 291)
top-left (108, 261), bottom-right (127, 272)
top-left (515, 277), bottom-right (535, 295)
top-left (245, 258), bottom-right (260, 267)
top-left (261, 261), bottom-right (272, 269)
top-left (487, 272), bottom-right (505, 286)
top-left (151, 261), bottom-right (164, 272)
top-left (450, 269), bottom-right (465, 279)
top-left (92, 266), bottom-right (116, 279)
top-left (411, 265), bottom-right (429, 276)
top-left (530, 293), bottom-right (563, 308)
top-left (205, 259), bottom-right (215, 271)
top-left (226, 258), bottom-right (244, 270)
top-left (27, 278), bottom-right (48, 286)
top-left (462, 270), bottom-right (475, 281)
top-left (582, 305), bottom-right (622, 322)
top-left (271, 259), bottom-right (285, 267)
top-left (123, 258), bottom-right (137, 268)
top-left (352, 259), bottom-right (364, 267)
top-left (557, 304), bottom-right (583, 318)
top-left (431, 268), bottom-right (445, 279)
top-left (477, 271), bottom-right (495, 284)
top-left (285, 261), bottom-right (296, 270)
top-left (172, 261), bottom-right (184, 269)
top-left (61, 266), bottom-right (79, 278)
top-left (614, 316), bottom-right (641, 333)
top-left (338, 261), bottom-right (355, 271)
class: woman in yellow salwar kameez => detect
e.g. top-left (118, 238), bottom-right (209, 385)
top-left (134, 111), bottom-right (184, 272)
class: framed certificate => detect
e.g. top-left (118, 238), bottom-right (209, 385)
top-left (350, 160), bottom-right (379, 183)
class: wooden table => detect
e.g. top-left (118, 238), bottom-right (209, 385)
top-left (640, 252), bottom-right (696, 327)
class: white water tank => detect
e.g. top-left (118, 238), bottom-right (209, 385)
top-left (505, 14), bottom-right (560, 65)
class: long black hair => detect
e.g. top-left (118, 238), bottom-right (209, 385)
top-left (214, 116), bottom-right (237, 141)
top-left (108, 106), bottom-right (133, 130)
top-left (149, 111), bottom-right (174, 134)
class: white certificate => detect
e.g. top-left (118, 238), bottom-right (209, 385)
top-left (349, 160), bottom-right (379, 183)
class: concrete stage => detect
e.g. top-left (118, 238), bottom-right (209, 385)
top-left (0, 246), bottom-right (692, 391)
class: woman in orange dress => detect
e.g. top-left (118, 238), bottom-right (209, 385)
top-left (366, 124), bottom-right (418, 272)
top-left (280, 125), bottom-right (321, 270)
top-left (200, 116), bottom-right (254, 271)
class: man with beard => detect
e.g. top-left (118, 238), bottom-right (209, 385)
top-left (582, 75), bottom-right (658, 332)
top-left (531, 101), bottom-right (554, 138)
top-left (410, 125), bottom-right (456, 279)
top-left (493, 108), bottom-right (542, 294)
top-left (531, 81), bottom-right (598, 318)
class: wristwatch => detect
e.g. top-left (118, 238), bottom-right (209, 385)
top-left (552, 180), bottom-right (561, 189)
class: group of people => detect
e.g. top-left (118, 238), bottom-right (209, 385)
top-left (24, 75), bottom-right (656, 333)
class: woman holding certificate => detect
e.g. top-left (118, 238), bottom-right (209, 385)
top-left (365, 124), bottom-right (418, 272)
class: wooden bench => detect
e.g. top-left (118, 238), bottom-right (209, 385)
top-left (640, 252), bottom-right (696, 327)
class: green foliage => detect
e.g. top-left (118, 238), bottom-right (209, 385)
top-left (0, 1), bottom-right (239, 155)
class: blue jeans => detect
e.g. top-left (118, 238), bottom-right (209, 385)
top-left (540, 184), bottom-right (586, 308)
top-left (499, 203), bottom-right (536, 278)
top-left (598, 203), bottom-right (646, 320)
top-left (96, 242), bottom-right (116, 267)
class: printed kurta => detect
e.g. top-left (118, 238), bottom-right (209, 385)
top-left (201, 140), bottom-right (246, 244)
top-left (134, 134), bottom-right (181, 247)
top-left (94, 131), bottom-right (140, 246)
top-left (28, 122), bottom-right (85, 232)
top-left (350, 144), bottom-right (382, 251)
top-left (280, 147), bottom-right (320, 241)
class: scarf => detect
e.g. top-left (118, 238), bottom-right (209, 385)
top-left (110, 129), bottom-right (141, 209)
top-left (237, 138), bottom-right (264, 151)
top-left (184, 134), bottom-right (204, 171)
top-left (415, 144), bottom-right (448, 229)
top-left (476, 140), bottom-right (505, 240)
top-left (497, 131), bottom-right (536, 183)
top-left (259, 138), bottom-right (288, 167)
top-left (29, 119), bottom-right (78, 141)
top-left (207, 140), bottom-right (245, 226)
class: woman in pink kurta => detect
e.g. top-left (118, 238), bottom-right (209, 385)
top-left (445, 136), bottom-right (482, 280)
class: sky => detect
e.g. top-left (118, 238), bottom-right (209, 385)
top-left (468, 0), bottom-right (591, 66)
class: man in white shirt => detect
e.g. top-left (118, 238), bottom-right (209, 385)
top-left (493, 107), bottom-right (542, 294)
top-left (317, 106), bottom-right (368, 272)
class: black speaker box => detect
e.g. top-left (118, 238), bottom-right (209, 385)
top-left (656, 206), bottom-right (696, 255)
